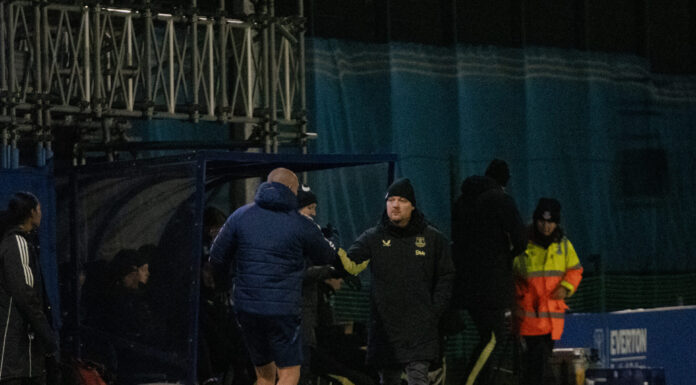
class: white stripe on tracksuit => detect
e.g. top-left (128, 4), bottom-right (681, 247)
top-left (0, 297), bottom-right (13, 379)
top-left (15, 235), bottom-right (34, 287)
top-left (0, 236), bottom-right (34, 379)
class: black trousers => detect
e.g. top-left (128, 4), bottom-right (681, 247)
top-left (300, 344), bottom-right (377, 385)
top-left (461, 306), bottom-right (511, 385)
top-left (520, 334), bottom-right (554, 385)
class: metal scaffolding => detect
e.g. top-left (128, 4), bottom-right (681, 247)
top-left (0, 0), bottom-right (307, 166)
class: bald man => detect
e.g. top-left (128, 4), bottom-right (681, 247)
top-left (210, 168), bottom-right (338, 385)
top-left (267, 167), bottom-right (300, 194)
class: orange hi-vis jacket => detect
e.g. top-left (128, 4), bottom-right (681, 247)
top-left (513, 237), bottom-right (583, 340)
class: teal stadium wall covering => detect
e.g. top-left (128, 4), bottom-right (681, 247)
top-left (305, 38), bottom-right (696, 274)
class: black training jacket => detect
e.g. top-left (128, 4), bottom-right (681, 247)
top-left (0, 227), bottom-right (56, 381)
top-left (347, 210), bottom-right (455, 367)
top-left (451, 176), bottom-right (527, 310)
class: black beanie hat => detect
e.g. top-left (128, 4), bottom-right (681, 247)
top-left (533, 198), bottom-right (561, 223)
top-left (112, 249), bottom-right (148, 278)
top-left (297, 185), bottom-right (317, 209)
top-left (385, 178), bottom-right (416, 206)
top-left (485, 158), bottom-right (511, 187)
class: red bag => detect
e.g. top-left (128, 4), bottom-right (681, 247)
top-left (74, 360), bottom-right (109, 385)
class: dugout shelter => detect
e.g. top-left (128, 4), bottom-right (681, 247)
top-left (56, 150), bottom-right (396, 385)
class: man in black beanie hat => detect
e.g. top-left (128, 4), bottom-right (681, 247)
top-left (336, 177), bottom-right (455, 385)
top-left (384, 177), bottom-right (416, 207)
top-left (297, 185), bottom-right (318, 219)
top-left (297, 184), bottom-right (327, 385)
top-left (295, 185), bottom-right (368, 385)
top-left (485, 158), bottom-right (511, 189)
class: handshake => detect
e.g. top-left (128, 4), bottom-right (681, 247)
top-left (341, 272), bottom-right (362, 291)
top-left (324, 260), bottom-right (362, 291)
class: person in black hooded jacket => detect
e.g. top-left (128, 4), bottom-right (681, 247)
top-left (0, 192), bottom-right (58, 385)
top-left (451, 159), bottom-right (526, 385)
top-left (339, 178), bottom-right (455, 385)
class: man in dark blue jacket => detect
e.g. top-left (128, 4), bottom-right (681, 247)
top-left (209, 168), bottom-right (339, 385)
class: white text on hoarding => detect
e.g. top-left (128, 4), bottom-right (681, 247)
top-left (610, 328), bottom-right (647, 355)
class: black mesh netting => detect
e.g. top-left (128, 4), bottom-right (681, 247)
top-left (59, 161), bottom-right (201, 384)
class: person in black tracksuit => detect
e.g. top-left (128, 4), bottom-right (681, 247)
top-left (296, 185), bottom-right (329, 378)
top-left (451, 160), bottom-right (526, 385)
top-left (339, 178), bottom-right (455, 385)
top-left (0, 192), bottom-right (57, 385)
top-left (296, 186), bottom-right (372, 385)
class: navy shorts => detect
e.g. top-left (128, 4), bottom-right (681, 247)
top-left (235, 311), bottom-right (303, 368)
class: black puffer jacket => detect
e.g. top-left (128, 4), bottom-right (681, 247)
top-left (0, 228), bottom-right (57, 381)
top-left (347, 210), bottom-right (454, 366)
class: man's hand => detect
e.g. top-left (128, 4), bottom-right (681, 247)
top-left (551, 286), bottom-right (569, 300)
top-left (324, 278), bottom-right (343, 291)
top-left (201, 262), bottom-right (216, 290)
top-left (321, 223), bottom-right (339, 239)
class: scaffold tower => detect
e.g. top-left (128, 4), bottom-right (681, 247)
top-left (0, 0), bottom-right (308, 166)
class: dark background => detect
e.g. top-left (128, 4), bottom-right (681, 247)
top-left (275, 0), bottom-right (696, 74)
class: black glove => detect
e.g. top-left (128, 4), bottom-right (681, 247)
top-left (342, 274), bottom-right (362, 291)
top-left (330, 253), bottom-right (350, 278)
top-left (306, 265), bottom-right (336, 282)
top-left (321, 223), bottom-right (339, 240)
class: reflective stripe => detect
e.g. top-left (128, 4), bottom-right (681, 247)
top-left (327, 374), bottom-right (356, 385)
top-left (524, 311), bottom-right (565, 319)
top-left (567, 263), bottom-right (582, 270)
top-left (0, 297), bottom-right (12, 379)
top-left (526, 270), bottom-right (565, 277)
top-left (28, 333), bottom-right (32, 377)
top-left (465, 331), bottom-right (496, 385)
top-left (15, 235), bottom-right (34, 287)
top-left (560, 280), bottom-right (575, 293)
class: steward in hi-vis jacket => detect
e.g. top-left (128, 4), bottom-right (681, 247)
top-left (514, 236), bottom-right (582, 339)
top-left (513, 198), bottom-right (583, 385)
top-left (339, 178), bottom-right (455, 385)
